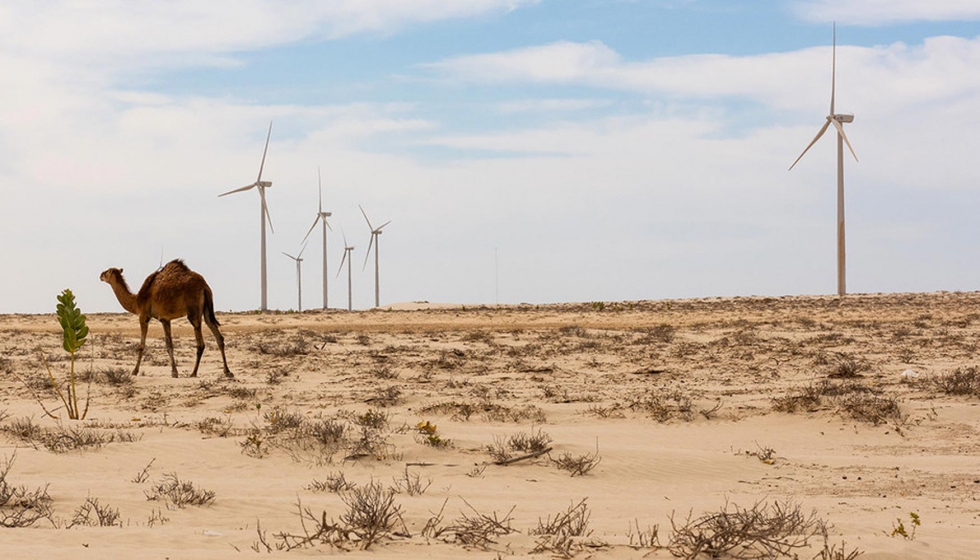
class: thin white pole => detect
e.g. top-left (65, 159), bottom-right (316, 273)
top-left (322, 219), bottom-right (328, 310)
top-left (374, 234), bottom-right (380, 308)
top-left (260, 189), bottom-right (268, 311)
top-left (347, 250), bottom-right (353, 311)
top-left (837, 132), bottom-right (846, 297)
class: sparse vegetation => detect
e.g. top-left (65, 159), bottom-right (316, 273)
top-left (668, 499), bottom-right (825, 560)
top-left (145, 473), bottom-right (215, 507)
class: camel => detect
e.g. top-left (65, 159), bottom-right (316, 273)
top-left (100, 259), bottom-right (232, 378)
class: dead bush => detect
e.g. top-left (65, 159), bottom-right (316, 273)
top-left (424, 498), bottom-right (517, 550)
top-left (836, 393), bottom-right (902, 425)
top-left (339, 480), bottom-right (404, 548)
top-left (307, 471), bottom-right (355, 493)
top-left (931, 366), bottom-right (980, 397)
top-left (67, 497), bottom-right (120, 527)
top-left (827, 353), bottom-right (870, 379)
top-left (551, 446), bottom-right (601, 477)
top-left (145, 473), bottom-right (215, 507)
top-left (531, 498), bottom-right (593, 557)
top-left (668, 499), bottom-right (824, 559)
top-left (0, 454), bottom-right (54, 528)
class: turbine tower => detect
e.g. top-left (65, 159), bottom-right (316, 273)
top-left (360, 205), bottom-right (391, 308)
top-left (789, 23), bottom-right (858, 298)
top-left (302, 167), bottom-right (332, 310)
top-left (337, 228), bottom-right (355, 311)
top-left (282, 241), bottom-right (309, 312)
top-left (219, 121), bottom-right (275, 311)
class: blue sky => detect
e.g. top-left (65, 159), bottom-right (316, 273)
top-left (2, 1), bottom-right (979, 313)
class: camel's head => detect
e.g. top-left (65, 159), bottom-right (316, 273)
top-left (99, 268), bottom-right (123, 284)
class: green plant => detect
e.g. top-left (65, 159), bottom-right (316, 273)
top-left (890, 512), bottom-right (920, 540)
top-left (16, 290), bottom-right (91, 420)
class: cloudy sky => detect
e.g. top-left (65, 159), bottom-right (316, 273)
top-left (2, 0), bottom-right (979, 313)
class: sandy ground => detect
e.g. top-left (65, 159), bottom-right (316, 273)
top-left (2, 292), bottom-right (980, 558)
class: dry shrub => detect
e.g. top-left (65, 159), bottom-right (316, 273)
top-left (931, 366), bottom-right (980, 397)
top-left (145, 473), bottom-right (215, 507)
top-left (668, 499), bottom-right (824, 560)
top-left (836, 393), bottom-right (901, 425)
top-left (531, 499), bottom-right (593, 557)
top-left (827, 353), bottom-right (870, 379)
top-left (2, 419), bottom-right (140, 453)
top-left (0, 454), bottom-right (54, 528)
top-left (257, 335), bottom-right (310, 357)
top-left (366, 386), bottom-right (402, 408)
top-left (67, 497), bottom-right (120, 527)
top-left (771, 383), bottom-right (824, 413)
top-left (338, 480), bottom-right (404, 548)
top-left (551, 447), bottom-right (601, 477)
top-left (391, 467), bottom-right (432, 496)
top-left (423, 498), bottom-right (517, 550)
top-left (307, 471), bottom-right (355, 493)
top-left (629, 390), bottom-right (694, 422)
top-left (627, 519), bottom-right (660, 549)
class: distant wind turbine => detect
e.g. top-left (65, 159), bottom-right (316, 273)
top-left (337, 228), bottom-right (355, 311)
top-left (282, 240), bottom-right (309, 312)
top-left (789, 23), bottom-right (858, 298)
top-left (219, 121), bottom-right (275, 311)
top-left (301, 167), bottom-right (332, 310)
top-left (359, 205), bottom-right (391, 308)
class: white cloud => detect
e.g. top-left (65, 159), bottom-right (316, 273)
top-left (0, 1), bottom-right (539, 65)
top-left (425, 37), bottom-right (980, 114)
top-left (794, 0), bottom-right (980, 24)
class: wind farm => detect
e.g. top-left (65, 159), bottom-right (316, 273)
top-left (5, 5), bottom-right (980, 560)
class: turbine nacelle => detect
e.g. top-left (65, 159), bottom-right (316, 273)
top-left (257, 180), bottom-right (272, 188)
top-left (831, 114), bottom-right (854, 124)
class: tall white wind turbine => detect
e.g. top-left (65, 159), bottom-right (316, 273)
top-left (789, 23), bottom-right (858, 298)
top-left (337, 228), bottom-right (355, 311)
top-left (282, 241), bottom-right (309, 312)
top-left (360, 205), bottom-right (391, 308)
top-left (220, 121), bottom-right (275, 311)
top-left (301, 167), bottom-right (332, 310)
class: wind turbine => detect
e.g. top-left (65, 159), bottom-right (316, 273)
top-left (789, 23), bottom-right (858, 298)
top-left (282, 241), bottom-right (309, 312)
top-left (360, 205), bottom-right (391, 308)
top-left (219, 121), bottom-right (275, 311)
top-left (337, 228), bottom-right (355, 311)
top-left (301, 167), bottom-right (332, 310)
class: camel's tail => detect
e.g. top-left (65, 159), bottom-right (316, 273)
top-left (204, 287), bottom-right (220, 327)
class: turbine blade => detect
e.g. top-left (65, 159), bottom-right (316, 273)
top-left (317, 166), bottom-right (323, 213)
top-left (298, 239), bottom-right (310, 259)
top-left (257, 120), bottom-right (273, 183)
top-left (301, 216), bottom-right (320, 244)
top-left (363, 233), bottom-right (375, 270)
top-left (219, 183), bottom-right (256, 197)
top-left (341, 226), bottom-right (348, 247)
top-left (337, 249), bottom-right (348, 278)
top-left (376, 220), bottom-right (392, 232)
top-left (283, 252), bottom-right (297, 260)
top-left (260, 187), bottom-right (274, 234)
top-left (359, 204), bottom-right (374, 231)
top-left (789, 120), bottom-right (831, 171)
top-left (831, 119), bottom-right (859, 162)
top-left (325, 218), bottom-right (333, 232)
top-left (830, 22), bottom-right (836, 116)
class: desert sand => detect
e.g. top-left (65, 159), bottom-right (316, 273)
top-left (2, 292), bottom-right (980, 558)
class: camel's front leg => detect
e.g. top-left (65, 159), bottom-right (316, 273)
top-left (134, 316), bottom-right (150, 376)
top-left (161, 319), bottom-right (179, 378)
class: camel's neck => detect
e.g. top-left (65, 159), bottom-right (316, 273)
top-left (108, 278), bottom-right (138, 314)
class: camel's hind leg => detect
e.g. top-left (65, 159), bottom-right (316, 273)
top-left (204, 320), bottom-right (232, 378)
top-left (188, 313), bottom-right (205, 378)
top-left (161, 319), bottom-right (179, 378)
top-left (133, 315), bottom-right (150, 376)
top-left (203, 289), bottom-right (233, 378)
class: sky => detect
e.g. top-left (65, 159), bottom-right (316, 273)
top-left (2, 0), bottom-right (979, 313)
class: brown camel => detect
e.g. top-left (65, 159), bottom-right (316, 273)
top-left (99, 259), bottom-right (232, 378)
